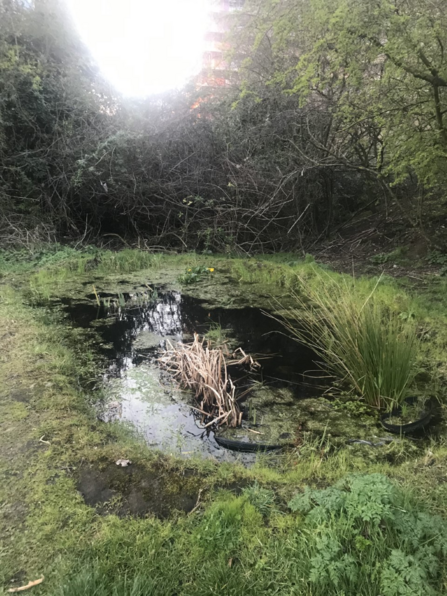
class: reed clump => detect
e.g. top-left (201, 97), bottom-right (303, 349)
top-left (159, 334), bottom-right (257, 427)
top-left (278, 275), bottom-right (420, 411)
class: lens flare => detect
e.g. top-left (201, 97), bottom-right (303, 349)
top-left (66, 0), bottom-right (210, 96)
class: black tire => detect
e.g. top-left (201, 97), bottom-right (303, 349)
top-left (380, 396), bottom-right (434, 434)
top-left (214, 435), bottom-right (290, 452)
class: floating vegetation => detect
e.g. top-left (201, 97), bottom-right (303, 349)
top-left (159, 334), bottom-right (258, 428)
top-left (178, 265), bottom-right (215, 285)
top-left (92, 285), bottom-right (159, 313)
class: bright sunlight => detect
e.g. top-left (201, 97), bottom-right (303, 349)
top-left (66, 0), bottom-right (210, 96)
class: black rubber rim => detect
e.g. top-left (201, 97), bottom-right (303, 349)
top-left (214, 435), bottom-right (290, 453)
top-left (380, 396), bottom-right (434, 434)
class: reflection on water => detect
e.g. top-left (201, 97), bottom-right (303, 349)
top-left (102, 363), bottom-right (252, 462)
top-left (64, 288), bottom-right (320, 461)
top-left (103, 292), bottom-right (183, 376)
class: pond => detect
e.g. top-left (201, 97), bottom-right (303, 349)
top-left (60, 282), bottom-right (379, 462)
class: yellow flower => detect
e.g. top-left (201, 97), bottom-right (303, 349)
top-left (208, 268), bottom-right (215, 272)
top-left (188, 268), bottom-right (192, 272)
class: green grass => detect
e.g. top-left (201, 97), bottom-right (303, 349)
top-left (51, 475), bottom-right (447, 596)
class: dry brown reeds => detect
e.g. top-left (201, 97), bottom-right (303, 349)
top-left (159, 334), bottom-right (258, 428)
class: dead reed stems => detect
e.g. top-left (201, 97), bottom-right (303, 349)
top-left (159, 334), bottom-right (257, 428)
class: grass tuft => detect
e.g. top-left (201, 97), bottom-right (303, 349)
top-left (278, 272), bottom-right (420, 410)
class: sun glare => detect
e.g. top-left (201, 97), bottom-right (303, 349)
top-left (66, 0), bottom-right (210, 96)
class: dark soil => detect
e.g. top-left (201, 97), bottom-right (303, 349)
top-left (77, 463), bottom-right (199, 519)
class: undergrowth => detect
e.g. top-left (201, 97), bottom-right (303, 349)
top-left (277, 272), bottom-right (420, 410)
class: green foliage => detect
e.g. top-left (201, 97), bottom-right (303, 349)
top-left (428, 251), bottom-right (447, 276)
top-left (370, 253), bottom-right (392, 265)
top-left (46, 475), bottom-right (447, 596)
top-left (0, 0), bottom-right (112, 242)
top-left (0, 245), bottom-right (96, 273)
top-left (177, 266), bottom-right (215, 285)
top-left (94, 251), bottom-right (163, 274)
top-left (331, 397), bottom-right (371, 417)
top-left (288, 474), bottom-right (447, 595)
top-left (205, 322), bottom-right (229, 347)
top-left (3, 272), bottom-right (447, 596)
top-left (428, 251), bottom-right (447, 266)
top-left (370, 248), bottom-right (408, 266)
top-left (242, 482), bottom-right (277, 516)
top-left (239, 0), bottom-right (447, 216)
top-left (96, 287), bottom-right (159, 312)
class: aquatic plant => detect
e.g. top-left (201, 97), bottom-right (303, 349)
top-left (204, 322), bottom-right (229, 347)
top-left (278, 274), bottom-right (420, 411)
top-left (177, 265), bottom-right (214, 285)
top-left (94, 286), bottom-right (159, 313)
top-left (159, 334), bottom-right (257, 427)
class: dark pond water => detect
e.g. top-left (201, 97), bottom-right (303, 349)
top-left (61, 288), bottom-right (327, 462)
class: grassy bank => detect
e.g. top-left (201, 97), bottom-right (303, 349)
top-left (1, 247), bottom-right (447, 594)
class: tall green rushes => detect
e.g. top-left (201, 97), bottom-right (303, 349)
top-left (279, 275), bottom-right (419, 411)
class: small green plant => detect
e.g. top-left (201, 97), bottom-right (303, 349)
top-left (288, 474), bottom-right (447, 596)
top-left (242, 482), bottom-right (277, 516)
top-left (95, 286), bottom-right (159, 312)
top-left (205, 322), bottom-right (228, 347)
top-left (398, 310), bottom-right (416, 321)
top-left (427, 250), bottom-right (447, 267)
top-left (370, 252), bottom-right (390, 265)
top-left (427, 251), bottom-right (447, 276)
top-left (303, 253), bottom-right (316, 263)
top-left (177, 265), bottom-right (215, 285)
top-left (370, 247), bottom-right (407, 266)
top-left (331, 397), bottom-right (371, 416)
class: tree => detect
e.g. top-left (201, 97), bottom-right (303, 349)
top-left (238, 0), bottom-right (447, 224)
top-left (0, 0), bottom-right (113, 243)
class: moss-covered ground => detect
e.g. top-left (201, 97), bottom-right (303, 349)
top-left (1, 246), bottom-right (447, 595)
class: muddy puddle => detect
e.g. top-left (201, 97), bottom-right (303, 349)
top-left (78, 463), bottom-right (199, 518)
top-left (60, 284), bottom-right (378, 463)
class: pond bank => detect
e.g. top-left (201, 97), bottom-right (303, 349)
top-left (2, 249), bottom-right (447, 595)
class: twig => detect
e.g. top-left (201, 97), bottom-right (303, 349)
top-left (246, 428), bottom-right (263, 435)
top-left (8, 577), bottom-right (44, 593)
top-left (188, 489), bottom-right (203, 516)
